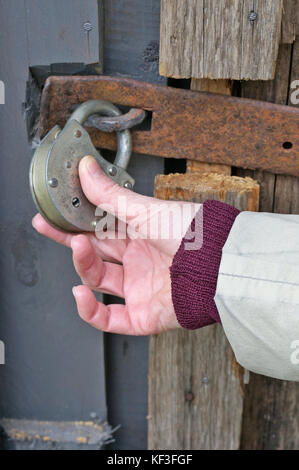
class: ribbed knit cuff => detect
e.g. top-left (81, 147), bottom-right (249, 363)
top-left (170, 200), bottom-right (240, 330)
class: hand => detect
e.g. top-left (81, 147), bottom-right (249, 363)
top-left (32, 156), bottom-right (200, 335)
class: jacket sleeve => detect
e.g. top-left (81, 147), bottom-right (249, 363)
top-left (170, 200), bottom-right (299, 382)
top-left (214, 211), bottom-right (299, 382)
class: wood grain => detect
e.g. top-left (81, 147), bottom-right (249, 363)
top-left (160, 0), bottom-right (283, 80)
top-left (148, 173), bottom-right (259, 450)
top-left (281, 0), bottom-right (297, 43)
top-left (154, 172), bottom-right (259, 211)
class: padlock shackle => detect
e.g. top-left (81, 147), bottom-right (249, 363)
top-left (68, 100), bottom-right (132, 170)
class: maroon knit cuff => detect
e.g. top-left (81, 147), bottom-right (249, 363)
top-left (170, 200), bottom-right (240, 330)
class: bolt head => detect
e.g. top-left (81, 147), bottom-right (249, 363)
top-left (108, 166), bottom-right (117, 177)
top-left (124, 181), bottom-right (133, 190)
top-left (48, 178), bottom-right (58, 188)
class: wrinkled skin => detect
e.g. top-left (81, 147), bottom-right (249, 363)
top-left (33, 156), bottom-right (200, 335)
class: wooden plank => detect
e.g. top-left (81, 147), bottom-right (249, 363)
top-left (155, 172), bottom-right (259, 210)
top-left (281, 0), bottom-right (297, 43)
top-left (239, 42), bottom-right (299, 450)
top-left (160, 0), bottom-right (283, 80)
top-left (148, 173), bottom-right (259, 450)
top-left (25, 0), bottom-right (100, 65)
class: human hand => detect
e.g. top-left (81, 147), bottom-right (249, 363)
top-left (32, 156), bottom-right (200, 335)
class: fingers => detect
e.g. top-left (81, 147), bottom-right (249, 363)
top-left (32, 213), bottom-right (127, 263)
top-left (72, 285), bottom-right (136, 335)
top-left (71, 235), bottom-right (124, 297)
top-left (32, 213), bottom-right (73, 247)
top-left (79, 156), bottom-right (153, 223)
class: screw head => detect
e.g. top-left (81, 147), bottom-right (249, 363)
top-left (74, 129), bottom-right (82, 138)
top-left (48, 178), bottom-right (58, 188)
top-left (108, 166), bottom-right (117, 176)
top-left (124, 181), bottom-right (133, 190)
top-left (249, 10), bottom-right (257, 24)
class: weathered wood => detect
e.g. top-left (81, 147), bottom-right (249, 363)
top-left (239, 41), bottom-right (299, 450)
top-left (160, 0), bottom-right (283, 80)
top-left (281, 0), bottom-right (297, 43)
top-left (148, 173), bottom-right (259, 450)
top-left (155, 172), bottom-right (259, 211)
top-left (186, 160), bottom-right (231, 175)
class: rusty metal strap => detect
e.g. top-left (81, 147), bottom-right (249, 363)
top-left (40, 76), bottom-right (299, 177)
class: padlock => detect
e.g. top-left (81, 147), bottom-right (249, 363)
top-left (30, 100), bottom-right (134, 233)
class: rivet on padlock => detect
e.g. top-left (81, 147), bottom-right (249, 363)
top-left (30, 100), bottom-right (135, 233)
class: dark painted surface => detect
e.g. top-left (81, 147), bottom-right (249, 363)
top-left (0, 0), bottom-right (107, 447)
top-left (103, 0), bottom-right (165, 450)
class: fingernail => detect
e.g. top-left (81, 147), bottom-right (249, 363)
top-left (84, 156), bottom-right (101, 178)
top-left (72, 286), bottom-right (79, 297)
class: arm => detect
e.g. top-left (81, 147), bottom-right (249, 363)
top-left (32, 156), bottom-right (299, 381)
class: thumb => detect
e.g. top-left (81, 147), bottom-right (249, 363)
top-left (79, 155), bottom-right (152, 222)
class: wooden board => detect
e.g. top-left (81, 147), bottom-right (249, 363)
top-left (148, 173), bottom-right (259, 450)
top-left (160, 0), bottom-right (283, 80)
top-left (281, 0), bottom-right (297, 43)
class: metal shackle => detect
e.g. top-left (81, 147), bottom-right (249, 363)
top-left (69, 100), bottom-right (132, 170)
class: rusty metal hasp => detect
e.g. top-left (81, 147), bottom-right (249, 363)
top-left (30, 99), bottom-right (135, 233)
top-left (39, 75), bottom-right (299, 177)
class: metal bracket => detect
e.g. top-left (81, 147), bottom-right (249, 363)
top-left (40, 75), bottom-right (299, 177)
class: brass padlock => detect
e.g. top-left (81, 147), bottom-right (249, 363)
top-left (30, 100), bottom-right (134, 233)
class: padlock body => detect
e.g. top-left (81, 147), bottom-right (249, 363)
top-left (30, 120), bottom-right (134, 232)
